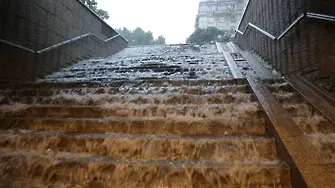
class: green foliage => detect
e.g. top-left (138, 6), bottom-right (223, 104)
top-left (95, 9), bottom-right (110, 20)
top-left (116, 27), bottom-right (166, 46)
top-left (81, 0), bottom-right (97, 9)
top-left (186, 27), bottom-right (233, 44)
top-left (80, 0), bottom-right (110, 20)
top-left (154, 35), bottom-right (166, 45)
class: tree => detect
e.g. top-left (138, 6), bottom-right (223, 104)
top-left (116, 27), bottom-right (166, 46)
top-left (81, 0), bottom-right (97, 9)
top-left (118, 27), bottom-right (133, 43)
top-left (186, 27), bottom-right (232, 44)
top-left (80, 0), bottom-right (110, 20)
top-left (95, 9), bottom-right (110, 20)
top-left (144, 31), bottom-right (154, 45)
top-left (132, 27), bottom-right (149, 45)
top-left (154, 35), bottom-right (166, 45)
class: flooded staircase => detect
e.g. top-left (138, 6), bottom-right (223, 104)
top-left (267, 79), bottom-right (335, 163)
top-left (0, 45), bottom-right (291, 187)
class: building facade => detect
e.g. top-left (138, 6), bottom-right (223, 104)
top-left (195, 0), bottom-right (247, 31)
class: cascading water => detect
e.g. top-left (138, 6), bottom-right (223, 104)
top-left (0, 44), bottom-right (291, 187)
top-left (268, 80), bottom-right (335, 163)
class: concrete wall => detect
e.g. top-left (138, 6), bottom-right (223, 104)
top-left (235, 0), bottom-right (335, 85)
top-left (0, 0), bottom-right (128, 82)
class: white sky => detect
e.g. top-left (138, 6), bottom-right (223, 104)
top-left (96, 0), bottom-right (200, 44)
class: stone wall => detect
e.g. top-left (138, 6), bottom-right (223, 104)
top-left (0, 0), bottom-right (128, 82)
top-left (235, 0), bottom-right (335, 85)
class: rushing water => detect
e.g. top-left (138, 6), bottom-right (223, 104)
top-left (0, 45), bottom-right (292, 187)
top-left (269, 81), bottom-right (335, 163)
top-left (37, 44), bottom-right (232, 83)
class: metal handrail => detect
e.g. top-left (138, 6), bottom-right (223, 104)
top-left (0, 33), bottom-right (123, 55)
top-left (277, 13), bottom-right (305, 40)
top-left (235, 12), bottom-right (335, 40)
top-left (235, 0), bottom-right (251, 35)
top-left (0, 38), bottom-right (36, 54)
top-left (0, 0), bottom-right (129, 53)
top-left (37, 33), bottom-right (121, 54)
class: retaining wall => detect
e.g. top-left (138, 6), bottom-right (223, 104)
top-left (0, 0), bottom-right (128, 82)
top-left (235, 0), bottom-right (335, 85)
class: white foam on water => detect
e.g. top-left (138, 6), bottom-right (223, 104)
top-left (307, 133), bottom-right (335, 162)
top-left (283, 103), bottom-right (312, 117)
top-left (0, 103), bottom-right (29, 113)
top-left (294, 114), bottom-right (327, 133)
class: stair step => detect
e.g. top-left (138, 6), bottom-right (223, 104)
top-left (0, 85), bottom-right (250, 97)
top-left (0, 181), bottom-right (56, 188)
top-left (0, 82), bottom-right (116, 90)
top-left (307, 133), bottom-right (335, 162)
top-left (264, 79), bottom-right (286, 85)
top-left (61, 66), bottom-right (186, 72)
top-left (272, 92), bottom-right (306, 103)
top-left (293, 116), bottom-right (334, 134)
top-left (0, 79), bottom-right (247, 90)
top-left (0, 117), bottom-right (266, 136)
top-left (0, 93), bottom-right (256, 106)
top-left (267, 83), bottom-right (296, 93)
top-left (52, 67), bottom-right (189, 75)
top-left (0, 131), bottom-right (277, 161)
top-left (1, 103), bottom-right (263, 119)
top-left (283, 103), bottom-right (313, 117)
top-left (0, 149), bottom-right (291, 187)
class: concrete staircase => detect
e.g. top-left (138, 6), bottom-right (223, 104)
top-left (0, 44), bottom-right (291, 187)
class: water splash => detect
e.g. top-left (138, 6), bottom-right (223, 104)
top-left (0, 148), bottom-right (289, 188)
top-left (269, 81), bottom-right (335, 164)
top-left (307, 133), bottom-right (335, 162)
top-left (0, 133), bottom-right (277, 162)
top-left (0, 103), bottom-right (29, 113)
top-left (283, 103), bottom-right (312, 117)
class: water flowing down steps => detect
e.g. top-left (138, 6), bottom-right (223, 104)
top-left (0, 44), bottom-right (302, 187)
top-left (217, 41), bottom-right (335, 187)
top-left (0, 79), bottom-right (291, 187)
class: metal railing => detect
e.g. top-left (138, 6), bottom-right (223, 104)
top-left (235, 0), bottom-right (251, 37)
top-left (37, 33), bottom-right (121, 54)
top-left (0, 33), bottom-right (123, 55)
top-left (235, 12), bottom-right (335, 40)
top-left (0, 38), bottom-right (36, 54)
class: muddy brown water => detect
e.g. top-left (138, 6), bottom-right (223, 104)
top-left (268, 80), bottom-right (335, 163)
top-left (0, 45), bottom-right (292, 187)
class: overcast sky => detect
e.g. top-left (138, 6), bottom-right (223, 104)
top-left (96, 0), bottom-right (200, 44)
